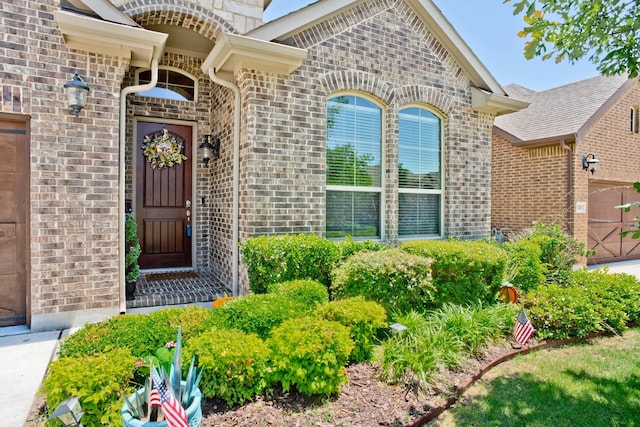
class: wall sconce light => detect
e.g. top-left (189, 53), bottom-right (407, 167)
top-left (582, 153), bottom-right (600, 174)
top-left (199, 135), bottom-right (214, 166)
top-left (63, 70), bottom-right (90, 117)
top-left (49, 397), bottom-right (84, 426)
top-left (199, 135), bottom-right (221, 166)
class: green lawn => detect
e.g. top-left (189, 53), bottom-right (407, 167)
top-left (432, 328), bottom-right (640, 427)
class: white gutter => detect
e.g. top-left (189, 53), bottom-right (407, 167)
top-left (118, 58), bottom-right (160, 313)
top-left (207, 67), bottom-right (241, 297)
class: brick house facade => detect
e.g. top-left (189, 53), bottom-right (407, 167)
top-left (492, 75), bottom-right (640, 264)
top-left (0, 0), bottom-right (525, 331)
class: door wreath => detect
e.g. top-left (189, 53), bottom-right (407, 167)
top-left (142, 127), bottom-right (187, 169)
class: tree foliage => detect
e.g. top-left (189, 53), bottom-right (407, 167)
top-left (505, 0), bottom-right (640, 77)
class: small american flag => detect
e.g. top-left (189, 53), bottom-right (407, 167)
top-left (151, 370), bottom-right (189, 427)
top-left (514, 309), bottom-right (535, 346)
top-left (149, 389), bottom-right (161, 408)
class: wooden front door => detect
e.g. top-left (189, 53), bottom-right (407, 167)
top-left (588, 182), bottom-right (640, 264)
top-left (136, 122), bottom-right (193, 269)
top-left (0, 115), bottom-right (28, 326)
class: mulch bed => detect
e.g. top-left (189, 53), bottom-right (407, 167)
top-left (26, 340), bottom-right (536, 427)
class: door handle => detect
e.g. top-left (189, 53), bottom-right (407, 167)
top-left (186, 199), bottom-right (191, 208)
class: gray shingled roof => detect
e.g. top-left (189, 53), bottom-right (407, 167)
top-left (495, 74), bottom-right (631, 142)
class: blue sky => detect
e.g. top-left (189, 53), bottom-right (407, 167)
top-left (263, 0), bottom-right (600, 92)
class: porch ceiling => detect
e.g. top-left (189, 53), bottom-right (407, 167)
top-left (146, 24), bottom-right (215, 60)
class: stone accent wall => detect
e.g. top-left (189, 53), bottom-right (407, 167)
top-left (1, 0), bottom-right (129, 329)
top-left (237, 0), bottom-right (495, 268)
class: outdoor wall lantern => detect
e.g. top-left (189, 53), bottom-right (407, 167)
top-left (63, 70), bottom-right (90, 117)
top-left (49, 397), bottom-right (84, 426)
top-left (199, 135), bottom-right (221, 166)
top-left (582, 153), bottom-right (600, 174)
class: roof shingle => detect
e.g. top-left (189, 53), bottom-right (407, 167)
top-left (495, 74), bottom-right (631, 142)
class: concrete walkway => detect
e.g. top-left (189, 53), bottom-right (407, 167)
top-left (0, 327), bottom-right (61, 427)
top-left (588, 259), bottom-right (640, 279)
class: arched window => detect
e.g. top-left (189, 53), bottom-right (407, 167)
top-left (398, 106), bottom-right (443, 237)
top-left (326, 94), bottom-right (382, 239)
top-left (135, 67), bottom-right (197, 102)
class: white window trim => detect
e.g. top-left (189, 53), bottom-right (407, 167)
top-left (134, 66), bottom-right (199, 102)
top-left (326, 92), bottom-right (386, 241)
top-left (397, 103), bottom-right (445, 239)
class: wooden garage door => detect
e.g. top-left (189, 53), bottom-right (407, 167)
top-left (588, 182), bottom-right (640, 264)
top-left (0, 115), bottom-right (29, 326)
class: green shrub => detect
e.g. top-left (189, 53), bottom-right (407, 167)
top-left (503, 239), bottom-right (547, 292)
top-left (240, 234), bottom-right (340, 293)
top-left (60, 306), bottom-right (220, 358)
top-left (571, 268), bottom-right (640, 323)
top-left (59, 313), bottom-right (172, 359)
top-left (267, 317), bottom-right (354, 397)
top-left (267, 279), bottom-right (329, 307)
top-left (517, 223), bottom-right (587, 285)
top-left (184, 328), bottom-right (270, 406)
top-left (335, 236), bottom-right (388, 261)
top-left (43, 348), bottom-right (137, 426)
top-left (525, 283), bottom-right (602, 340)
top-left (426, 303), bottom-right (517, 355)
top-left (331, 248), bottom-right (435, 313)
top-left (381, 311), bottom-right (463, 390)
top-left (381, 304), bottom-right (517, 392)
top-left (146, 305), bottom-right (227, 345)
top-left (217, 293), bottom-right (312, 338)
top-left (316, 296), bottom-right (387, 362)
top-left (525, 268), bottom-right (640, 340)
top-left (400, 240), bottom-right (507, 306)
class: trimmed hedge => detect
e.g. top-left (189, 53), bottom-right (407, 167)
top-left (331, 248), bottom-right (435, 313)
top-left (400, 240), bottom-right (507, 306)
top-left (43, 348), bottom-right (137, 426)
top-left (267, 316), bottom-right (353, 397)
top-left (240, 234), bottom-right (340, 293)
top-left (59, 306), bottom-right (221, 358)
top-left (524, 269), bottom-right (640, 340)
top-left (316, 296), bottom-right (387, 362)
top-left (503, 238), bottom-right (547, 293)
top-left (184, 328), bottom-right (270, 406)
top-left (216, 293), bottom-right (312, 339)
top-left (267, 279), bottom-right (329, 307)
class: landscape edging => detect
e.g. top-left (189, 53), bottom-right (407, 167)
top-left (404, 332), bottom-right (602, 427)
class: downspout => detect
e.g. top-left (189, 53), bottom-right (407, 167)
top-left (560, 139), bottom-right (573, 234)
top-left (118, 58), bottom-right (160, 313)
top-left (207, 67), bottom-right (241, 297)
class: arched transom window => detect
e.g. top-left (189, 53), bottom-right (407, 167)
top-left (135, 67), bottom-right (197, 102)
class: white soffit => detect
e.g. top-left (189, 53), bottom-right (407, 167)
top-left (55, 10), bottom-right (168, 67)
top-left (202, 33), bottom-right (308, 81)
top-left (472, 87), bottom-right (530, 116)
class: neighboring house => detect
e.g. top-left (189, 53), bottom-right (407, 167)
top-left (492, 74), bottom-right (640, 265)
top-left (0, 0), bottom-right (526, 331)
